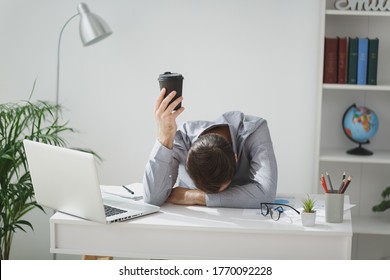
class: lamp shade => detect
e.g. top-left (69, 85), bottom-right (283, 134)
top-left (77, 2), bottom-right (112, 46)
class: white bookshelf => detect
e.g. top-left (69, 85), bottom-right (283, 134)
top-left (320, 148), bottom-right (390, 164)
top-left (317, 1), bottom-right (390, 259)
top-left (326, 10), bottom-right (390, 17)
top-left (323, 83), bottom-right (390, 91)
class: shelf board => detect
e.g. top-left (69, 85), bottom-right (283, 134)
top-left (320, 148), bottom-right (390, 164)
top-left (326, 10), bottom-right (390, 17)
top-left (323, 84), bottom-right (390, 91)
top-left (352, 216), bottom-right (390, 235)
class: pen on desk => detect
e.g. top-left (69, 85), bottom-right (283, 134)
top-left (326, 172), bottom-right (334, 191)
top-left (340, 176), bottom-right (352, 194)
top-left (122, 185), bottom-right (134, 195)
top-left (320, 173), bottom-right (328, 193)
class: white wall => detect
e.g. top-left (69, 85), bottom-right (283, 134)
top-left (0, 0), bottom-right (323, 259)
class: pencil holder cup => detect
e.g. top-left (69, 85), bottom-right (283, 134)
top-left (325, 192), bottom-right (344, 223)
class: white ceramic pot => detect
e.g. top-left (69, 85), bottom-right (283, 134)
top-left (301, 211), bottom-right (316, 227)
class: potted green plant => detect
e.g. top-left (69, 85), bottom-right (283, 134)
top-left (301, 194), bottom-right (316, 227)
top-left (0, 85), bottom-right (75, 259)
top-left (372, 186), bottom-right (390, 213)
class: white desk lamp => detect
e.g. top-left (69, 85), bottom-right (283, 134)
top-left (52, 3), bottom-right (111, 259)
top-left (56, 2), bottom-right (112, 106)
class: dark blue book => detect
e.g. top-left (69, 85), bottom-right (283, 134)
top-left (347, 37), bottom-right (358, 84)
top-left (357, 37), bottom-right (369, 85)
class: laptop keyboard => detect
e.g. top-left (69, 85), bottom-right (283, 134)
top-left (104, 204), bottom-right (127, 217)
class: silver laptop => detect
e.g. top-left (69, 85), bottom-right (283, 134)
top-left (23, 140), bottom-right (160, 224)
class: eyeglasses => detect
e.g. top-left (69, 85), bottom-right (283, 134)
top-left (260, 203), bottom-right (300, 221)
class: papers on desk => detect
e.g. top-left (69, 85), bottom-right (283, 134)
top-left (275, 195), bottom-right (355, 216)
top-left (313, 199), bottom-right (355, 217)
top-left (100, 184), bottom-right (143, 201)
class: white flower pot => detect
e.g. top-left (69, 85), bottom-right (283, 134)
top-left (301, 211), bottom-right (316, 227)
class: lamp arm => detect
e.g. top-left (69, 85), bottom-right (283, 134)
top-left (56, 13), bottom-right (80, 107)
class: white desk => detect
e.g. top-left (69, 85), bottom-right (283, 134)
top-left (50, 186), bottom-right (352, 259)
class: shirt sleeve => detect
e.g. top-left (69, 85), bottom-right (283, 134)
top-left (205, 121), bottom-right (278, 208)
top-left (143, 140), bottom-right (179, 206)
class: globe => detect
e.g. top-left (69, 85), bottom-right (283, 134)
top-left (342, 104), bottom-right (379, 155)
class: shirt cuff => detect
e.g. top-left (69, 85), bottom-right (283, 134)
top-left (151, 140), bottom-right (173, 163)
top-left (205, 193), bottom-right (222, 207)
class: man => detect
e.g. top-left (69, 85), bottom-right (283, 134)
top-left (143, 89), bottom-right (278, 208)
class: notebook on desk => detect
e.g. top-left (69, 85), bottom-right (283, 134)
top-left (23, 140), bottom-right (160, 224)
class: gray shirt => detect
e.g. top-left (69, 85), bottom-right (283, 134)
top-left (143, 111), bottom-right (278, 208)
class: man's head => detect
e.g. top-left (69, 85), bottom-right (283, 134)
top-left (186, 133), bottom-right (236, 193)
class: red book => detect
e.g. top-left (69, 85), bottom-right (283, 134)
top-left (338, 37), bottom-right (347, 84)
top-left (323, 37), bottom-right (338, 84)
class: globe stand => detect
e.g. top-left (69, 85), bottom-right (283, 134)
top-left (347, 143), bottom-right (373, 156)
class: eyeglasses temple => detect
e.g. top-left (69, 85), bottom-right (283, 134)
top-left (261, 203), bottom-right (300, 215)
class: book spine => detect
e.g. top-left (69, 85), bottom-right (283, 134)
top-left (367, 38), bottom-right (379, 85)
top-left (323, 37), bottom-right (338, 84)
top-left (357, 37), bottom-right (369, 85)
top-left (338, 37), bottom-right (347, 84)
top-left (347, 37), bottom-right (358, 84)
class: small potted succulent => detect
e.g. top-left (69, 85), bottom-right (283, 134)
top-left (301, 194), bottom-right (316, 227)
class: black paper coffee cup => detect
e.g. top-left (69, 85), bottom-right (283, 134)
top-left (158, 72), bottom-right (184, 111)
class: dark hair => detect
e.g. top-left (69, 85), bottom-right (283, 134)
top-left (186, 133), bottom-right (236, 193)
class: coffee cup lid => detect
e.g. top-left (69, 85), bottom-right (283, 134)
top-left (158, 72), bottom-right (184, 81)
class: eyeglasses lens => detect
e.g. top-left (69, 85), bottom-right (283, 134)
top-left (270, 206), bottom-right (284, 221)
top-left (261, 204), bottom-right (269, 216)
